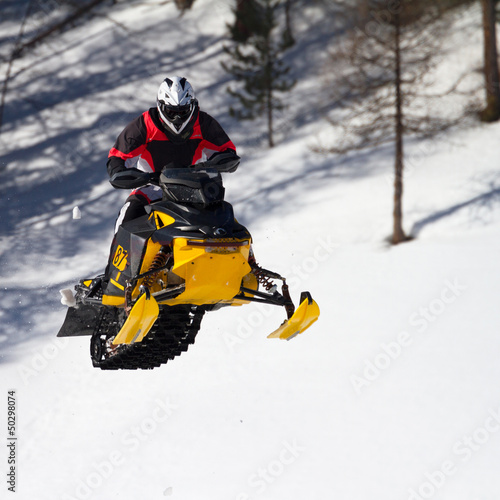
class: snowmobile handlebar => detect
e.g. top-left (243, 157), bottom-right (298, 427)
top-left (192, 150), bottom-right (240, 173)
top-left (163, 151), bottom-right (240, 173)
top-left (109, 169), bottom-right (156, 189)
top-left (109, 151), bottom-right (240, 190)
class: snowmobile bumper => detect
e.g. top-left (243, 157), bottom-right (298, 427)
top-left (268, 292), bottom-right (320, 340)
top-left (112, 292), bottom-right (159, 345)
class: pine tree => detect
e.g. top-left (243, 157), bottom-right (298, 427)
top-left (222, 0), bottom-right (296, 148)
top-left (228, 0), bottom-right (266, 43)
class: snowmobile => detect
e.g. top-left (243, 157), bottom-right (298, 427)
top-left (57, 152), bottom-right (320, 370)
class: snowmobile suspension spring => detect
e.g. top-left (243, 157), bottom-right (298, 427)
top-left (251, 262), bottom-right (276, 291)
top-left (125, 283), bottom-right (133, 315)
top-left (143, 247), bottom-right (171, 288)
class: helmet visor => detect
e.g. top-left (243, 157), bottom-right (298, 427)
top-left (159, 102), bottom-right (193, 122)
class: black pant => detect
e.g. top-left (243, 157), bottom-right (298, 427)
top-left (119, 194), bottom-right (150, 225)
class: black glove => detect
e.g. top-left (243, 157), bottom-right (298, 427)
top-left (149, 171), bottom-right (161, 184)
top-left (208, 150), bottom-right (240, 173)
top-left (109, 169), bottom-right (153, 189)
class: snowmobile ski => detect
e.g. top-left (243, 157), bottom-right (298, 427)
top-left (112, 291), bottom-right (159, 345)
top-left (267, 292), bottom-right (320, 340)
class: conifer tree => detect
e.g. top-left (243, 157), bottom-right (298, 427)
top-left (228, 0), bottom-right (265, 43)
top-left (222, 0), bottom-right (296, 148)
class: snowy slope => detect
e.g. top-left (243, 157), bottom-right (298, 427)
top-left (1, 2), bottom-right (500, 500)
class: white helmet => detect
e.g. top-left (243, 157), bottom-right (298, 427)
top-left (157, 76), bottom-right (198, 136)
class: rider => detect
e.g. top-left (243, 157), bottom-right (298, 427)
top-left (107, 76), bottom-right (239, 230)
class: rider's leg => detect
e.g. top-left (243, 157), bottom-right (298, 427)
top-left (113, 194), bottom-right (149, 232)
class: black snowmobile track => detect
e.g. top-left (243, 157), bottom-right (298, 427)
top-left (91, 305), bottom-right (205, 370)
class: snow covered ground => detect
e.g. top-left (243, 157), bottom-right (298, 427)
top-left (1, 1), bottom-right (500, 500)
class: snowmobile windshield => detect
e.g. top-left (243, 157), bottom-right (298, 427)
top-left (159, 167), bottom-right (225, 207)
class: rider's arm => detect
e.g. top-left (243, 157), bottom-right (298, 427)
top-left (107, 113), bottom-right (148, 179)
top-left (196, 112), bottom-right (237, 164)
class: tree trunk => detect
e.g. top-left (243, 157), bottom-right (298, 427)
top-left (392, 12), bottom-right (408, 244)
top-left (233, 0), bottom-right (252, 41)
top-left (174, 0), bottom-right (196, 12)
top-left (265, 25), bottom-right (274, 148)
top-left (283, 0), bottom-right (295, 47)
top-left (267, 90), bottom-right (274, 148)
top-left (285, 0), bottom-right (292, 29)
top-left (480, 0), bottom-right (500, 121)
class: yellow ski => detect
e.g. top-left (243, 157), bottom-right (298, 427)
top-left (112, 293), bottom-right (159, 345)
top-left (268, 293), bottom-right (320, 340)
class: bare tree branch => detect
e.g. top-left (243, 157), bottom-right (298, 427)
top-left (12, 0), bottom-right (112, 60)
top-left (0, 1), bottom-right (35, 130)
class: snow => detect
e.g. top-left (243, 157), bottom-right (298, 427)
top-left (1, 1), bottom-right (500, 500)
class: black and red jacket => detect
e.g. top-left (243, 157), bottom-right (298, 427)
top-left (107, 107), bottom-right (236, 202)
